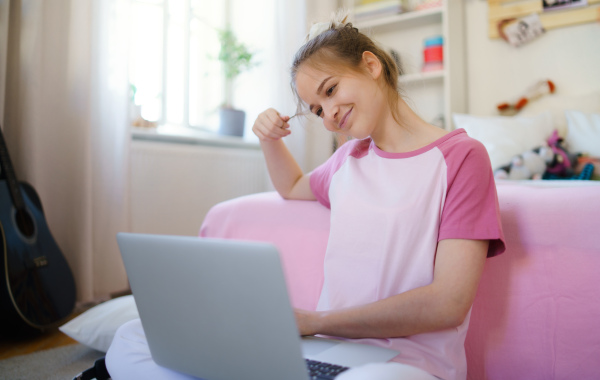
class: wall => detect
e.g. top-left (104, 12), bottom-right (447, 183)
top-left (464, 0), bottom-right (600, 116)
top-left (129, 140), bottom-right (268, 236)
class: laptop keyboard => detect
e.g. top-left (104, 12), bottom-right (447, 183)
top-left (306, 359), bottom-right (349, 379)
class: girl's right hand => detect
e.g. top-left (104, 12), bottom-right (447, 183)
top-left (252, 108), bottom-right (292, 142)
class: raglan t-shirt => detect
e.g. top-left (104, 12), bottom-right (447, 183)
top-left (309, 129), bottom-right (505, 380)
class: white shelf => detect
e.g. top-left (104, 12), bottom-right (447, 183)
top-left (346, 0), bottom-right (465, 130)
top-left (398, 70), bottom-right (445, 84)
top-left (342, 0), bottom-right (468, 130)
top-left (355, 7), bottom-right (443, 31)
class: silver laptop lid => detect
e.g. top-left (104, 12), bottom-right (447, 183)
top-left (117, 233), bottom-right (309, 380)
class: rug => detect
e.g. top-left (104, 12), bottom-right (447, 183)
top-left (0, 343), bottom-right (103, 380)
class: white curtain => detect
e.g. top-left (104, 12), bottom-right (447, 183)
top-left (272, 0), bottom-right (311, 171)
top-left (230, 0), bottom-right (307, 168)
top-left (279, 0), bottom-right (339, 172)
top-left (232, 0), bottom-right (334, 173)
top-left (4, 0), bottom-right (130, 303)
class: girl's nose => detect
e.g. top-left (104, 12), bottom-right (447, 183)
top-left (323, 102), bottom-right (339, 126)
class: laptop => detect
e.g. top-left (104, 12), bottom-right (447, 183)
top-left (117, 233), bottom-right (399, 380)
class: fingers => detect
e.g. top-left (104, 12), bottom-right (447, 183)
top-left (252, 108), bottom-right (293, 141)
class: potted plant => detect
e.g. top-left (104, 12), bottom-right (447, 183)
top-left (217, 27), bottom-right (256, 136)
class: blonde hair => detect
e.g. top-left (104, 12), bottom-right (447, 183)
top-left (291, 11), bottom-right (402, 124)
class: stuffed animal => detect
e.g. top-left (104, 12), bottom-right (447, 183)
top-left (494, 143), bottom-right (554, 180)
top-left (522, 147), bottom-right (554, 179)
top-left (495, 156), bottom-right (530, 180)
top-left (545, 129), bottom-right (579, 177)
top-left (497, 79), bottom-right (555, 116)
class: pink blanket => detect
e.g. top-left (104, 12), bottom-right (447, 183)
top-left (199, 184), bottom-right (600, 379)
top-left (466, 184), bottom-right (600, 380)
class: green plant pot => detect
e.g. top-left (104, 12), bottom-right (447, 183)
top-left (218, 108), bottom-right (245, 137)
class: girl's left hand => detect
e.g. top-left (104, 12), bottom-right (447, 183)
top-left (294, 308), bottom-right (322, 336)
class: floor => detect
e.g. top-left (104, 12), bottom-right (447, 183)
top-left (0, 324), bottom-right (78, 360)
top-left (0, 289), bottom-right (131, 360)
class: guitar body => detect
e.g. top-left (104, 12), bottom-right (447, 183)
top-left (0, 181), bottom-right (76, 335)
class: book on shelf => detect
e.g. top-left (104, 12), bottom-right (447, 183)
top-left (354, 0), bottom-right (403, 21)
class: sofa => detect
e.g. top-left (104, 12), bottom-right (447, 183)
top-left (199, 183), bottom-right (600, 380)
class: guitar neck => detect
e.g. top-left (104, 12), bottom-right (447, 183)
top-left (0, 125), bottom-right (26, 211)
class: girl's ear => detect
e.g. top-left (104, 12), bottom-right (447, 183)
top-left (362, 51), bottom-right (382, 79)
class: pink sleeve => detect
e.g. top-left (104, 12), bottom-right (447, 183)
top-left (439, 137), bottom-right (506, 257)
top-left (309, 139), bottom-right (364, 209)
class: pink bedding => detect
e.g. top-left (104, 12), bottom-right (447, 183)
top-left (466, 183), bottom-right (600, 379)
top-left (199, 184), bottom-right (600, 379)
top-left (200, 193), bottom-right (329, 311)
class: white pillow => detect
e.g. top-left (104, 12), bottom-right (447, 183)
top-left (453, 112), bottom-right (554, 171)
top-left (565, 110), bottom-right (600, 157)
top-left (519, 91), bottom-right (600, 137)
top-left (59, 295), bottom-right (139, 352)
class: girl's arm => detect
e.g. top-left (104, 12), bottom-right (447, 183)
top-left (253, 108), bottom-right (315, 200)
top-left (295, 239), bottom-right (489, 338)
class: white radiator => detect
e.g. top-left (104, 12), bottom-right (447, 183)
top-left (130, 139), bottom-right (268, 236)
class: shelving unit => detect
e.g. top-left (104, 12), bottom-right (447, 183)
top-left (345, 0), bottom-right (466, 130)
top-left (355, 6), bottom-right (443, 30)
top-left (398, 69), bottom-right (445, 85)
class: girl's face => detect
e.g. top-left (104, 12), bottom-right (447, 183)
top-left (294, 53), bottom-right (387, 140)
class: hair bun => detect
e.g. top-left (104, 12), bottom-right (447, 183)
top-left (306, 10), bottom-right (350, 41)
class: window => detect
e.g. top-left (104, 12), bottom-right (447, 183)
top-left (130, 0), bottom-right (225, 131)
top-left (129, 0), bottom-right (300, 141)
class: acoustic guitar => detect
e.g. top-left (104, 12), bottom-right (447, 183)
top-left (0, 124), bottom-right (76, 336)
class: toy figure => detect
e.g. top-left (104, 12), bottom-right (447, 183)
top-left (494, 143), bottom-right (554, 180)
top-left (545, 129), bottom-right (579, 177)
top-left (497, 79), bottom-right (555, 116)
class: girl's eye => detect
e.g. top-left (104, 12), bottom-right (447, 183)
top-left (316, 107), bottom-right (323, 118)
top-left (326, 85), bottom-right (336, 96)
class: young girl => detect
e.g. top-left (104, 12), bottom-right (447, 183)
top-left (251, 13), bottom-right (505, 380)
top-left (107, 13), bottom-right (504, 380)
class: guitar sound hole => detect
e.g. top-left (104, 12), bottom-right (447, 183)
top-left (15, 209), bottom-right (35, 238)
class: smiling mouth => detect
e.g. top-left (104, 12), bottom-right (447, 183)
top-left (339, 108), bottom-right (353, 130)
